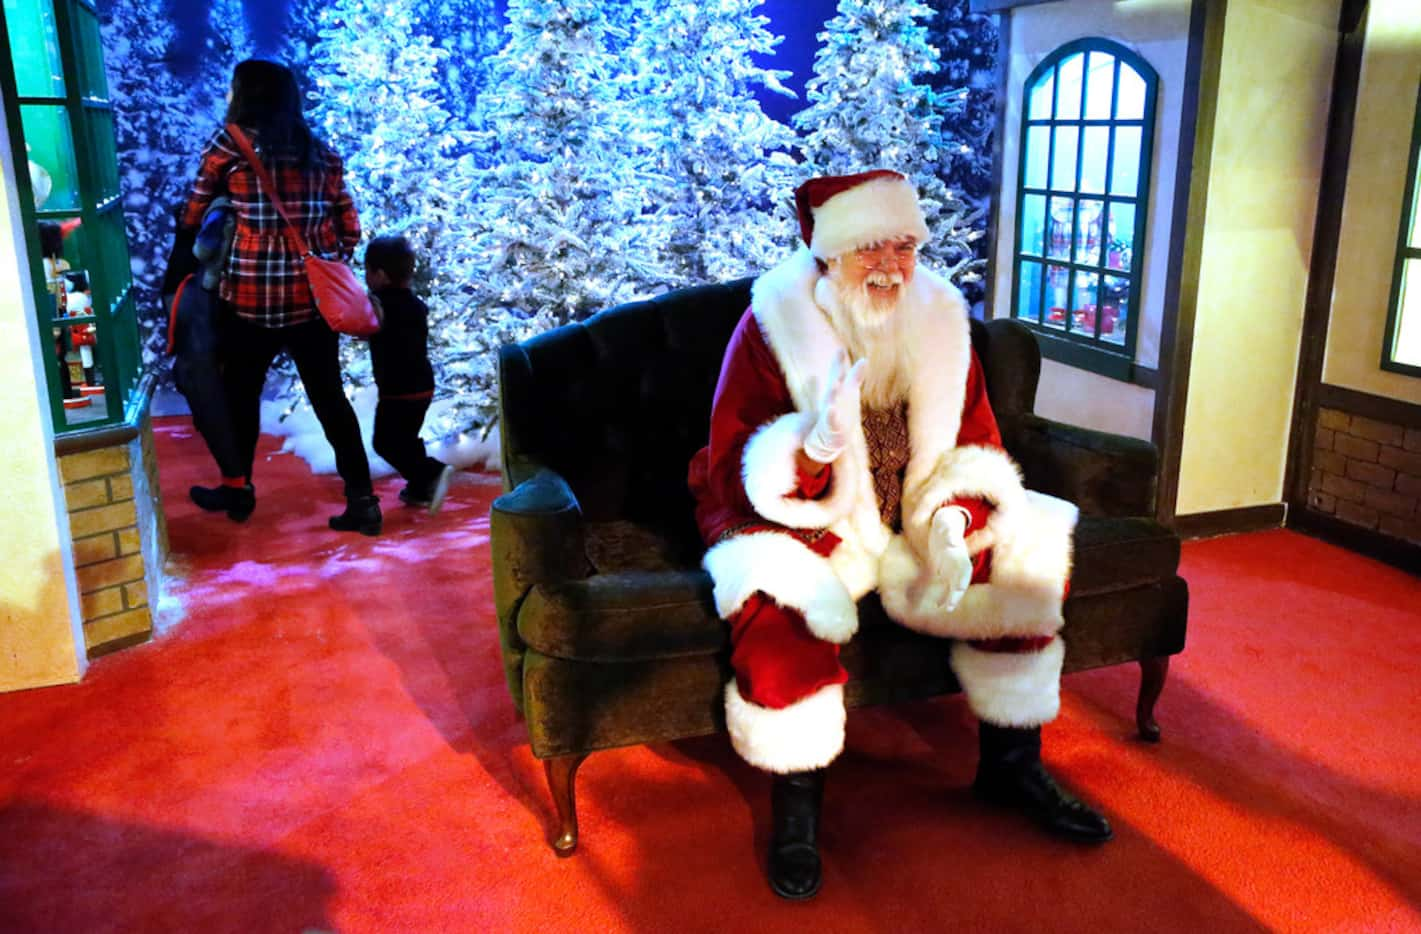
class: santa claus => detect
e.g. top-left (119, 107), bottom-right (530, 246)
top-left (688, 170), bottom-right (1112, 900)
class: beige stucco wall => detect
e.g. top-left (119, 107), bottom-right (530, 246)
top-left (0, 101), bottom-right (86, 691)
top-left (1322, 0), bottom-right (1421, 403)
top-left (1175, 0), bottom-right (1339, 515)
top-left (994, 0), bottom-right (1192, 440)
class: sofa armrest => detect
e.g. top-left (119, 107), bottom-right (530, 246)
top-left (1002, 413), bottom-right (1159, 518)
top-left (491, 467), bottom-right (593, 713)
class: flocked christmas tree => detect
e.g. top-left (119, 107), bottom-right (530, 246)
top-left (926, 1), bottom-right (999, 304)
top-left (625, 0), bottom-right (800, 285)
top-left (297, 0), bottom-right (488, 439)
top-left (415, 0), bottom-right (502, 161)
top-left (198, 0), bottom-right (255, 124)
top-left (101, 0), bottom-right (202, 370)
top-left (464, 0), bottom-right (663, 430)
top-left (794, 0), bottom-right (984, 285)
top-left (101, 0), bottom-right (253, 373)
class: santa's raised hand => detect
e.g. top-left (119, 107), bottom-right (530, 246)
top-left (802, 352), bottom-right (867, 464)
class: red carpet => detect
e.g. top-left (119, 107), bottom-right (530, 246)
top-left (2, 416), bottom-right (1419, 933)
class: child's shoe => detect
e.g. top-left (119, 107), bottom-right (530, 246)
top-left (426, 464), bottom-right (455, 515)
top-left (398, 484), bottom-right (430, 508)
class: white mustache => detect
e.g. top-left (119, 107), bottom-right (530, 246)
top-left (865, 271), bottom-right (904, 288)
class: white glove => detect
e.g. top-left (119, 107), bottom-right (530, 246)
top-left (802, 352), bottom-right (867, 464)
top-left (922, 506), bottom-right (973, 613)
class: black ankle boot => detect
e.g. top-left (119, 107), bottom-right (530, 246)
top-left (768, 769), bottom-right (825, 900)
top-left (189, 483), bottom-right (256, 522)
top-left (973, 723), bottom-right (1112, 843)
top-left (328, 494), bottom-right (382, 536)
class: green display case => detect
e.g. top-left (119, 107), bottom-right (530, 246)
top-left (1, 0), bottom-right (144, 432)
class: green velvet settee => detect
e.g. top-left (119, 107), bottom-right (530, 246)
top-left (492, 279), bottom-right (1188, 855)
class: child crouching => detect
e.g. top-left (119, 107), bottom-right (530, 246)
top-left (364, 235), bottom-right (454, 513)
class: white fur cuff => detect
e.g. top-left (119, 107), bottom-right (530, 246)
top-left (950, 637), bottom-right (1065, 728)
top-left (703, 532), bottom-right (859, 644)
top-left (725, 680), bottom-right (846, 773)
top-left (742, 412), bottom-right (857, 530)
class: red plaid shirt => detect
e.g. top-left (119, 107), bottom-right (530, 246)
top-left (181, 126), bottom-right (361, 327)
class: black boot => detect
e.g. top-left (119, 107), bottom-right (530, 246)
top-left (189, 483), bottom-right (255, 522)
top-left (328, 494), bottom-right (382, 536)
top-left (768, 769), bottom-right (825, 900)
top-left (973, 723), bottom-right (1112, 843)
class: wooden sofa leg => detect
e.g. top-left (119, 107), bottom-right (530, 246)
top-left (544, 753), bottom-right (587, 856)
top-left (1136, 656), bottom-right (1169, 743)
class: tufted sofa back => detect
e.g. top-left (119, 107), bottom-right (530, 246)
top-left (497, 278), bottom-right (1043, 547)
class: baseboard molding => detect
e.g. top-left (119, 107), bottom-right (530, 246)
top-left (1174, 503), bottom-right (1286, 539)
top-left (1289, 508), bottom-right (1421, 575)
top-left (1316, 383), bottom-right (1421, 429)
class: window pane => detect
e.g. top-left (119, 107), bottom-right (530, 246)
top-left (1024, 125), bottom-right (1050, 189)
top-left (1056, 53), bottom-right (1084, 120)
top-left (1017, 260), bottom-right (1044, 324)
top-left (4, 0), bottom-right (65, 97)
top-left (1071, 271), bottom-right (1099, 335)
top-left (1020, 193), bottom-right (1047, 256)
top-left (1080, 126), bottom-right (1109, 194)
top-left (1044, 264), bottom-right (1070, 329)
top-left (1075, 200), bottom-right (1105, 265)
top-left (20, 104), bottom-right (81, 212)
top-left (87, 110), bottom-right (120, 202)
top-left (1046, 197), bottom-right (1073, 260)
top-left (1395, 259), bottom-right (1421, 368)
top-left (1029, 71), bottom-right (1055, 120)
top-left (1117, 63), bottom-right (1147, 119)
top-left (74, 6), bottom-right (109, 101)
top-left (1106, 201), bottom-right (1136, 271)
top-left (1085, 52), bottom-right (1115, 120)
top-left (1111, 126), bottom-right (1142, 195)
top-left (54, 318), bottom-right (108, 426)
top-left (1102, 275), bottom-right (1131, 346)
top-left (1051, 126), bottom-right (1079, 191)
top-left (1409, 172), bottom-right (1421, 248)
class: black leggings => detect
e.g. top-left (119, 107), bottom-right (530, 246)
top-left (220, 310), bottom-right (371, 497)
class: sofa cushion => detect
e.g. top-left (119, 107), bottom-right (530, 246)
top-left (1069, 516), bottom-right (1180, 598)
top-left (518, 571), bottom-right (725, 663)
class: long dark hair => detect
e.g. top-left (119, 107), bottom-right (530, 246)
top-left (225, 59), bottom-right (325, 170)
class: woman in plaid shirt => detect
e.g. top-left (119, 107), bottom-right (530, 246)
top-left (181, 60), bottom-right (381, 536)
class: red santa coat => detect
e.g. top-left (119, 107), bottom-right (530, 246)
top-left (688, 249), bottom-right (1078, 771)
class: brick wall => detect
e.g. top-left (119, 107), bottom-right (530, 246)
top-left (59, 433), bottom-right (160, 658)
top-left (1308, 407), bottom-right (1421, 545)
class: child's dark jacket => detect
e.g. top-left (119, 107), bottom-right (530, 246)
top-left (369, 286), bottom-right (435, 396)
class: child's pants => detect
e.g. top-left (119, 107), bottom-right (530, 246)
top-left (374, 396), bottom-right (444, 489)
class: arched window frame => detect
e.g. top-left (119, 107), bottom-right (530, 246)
top-left (1383, 82), bottom-right (1421, 378)
top-left (1011, 37), bottom-right (1159, 381)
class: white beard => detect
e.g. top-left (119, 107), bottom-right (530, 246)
top-left (815, 270), bottom-right (913, 410)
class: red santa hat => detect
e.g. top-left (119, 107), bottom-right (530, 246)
top-left (794, 169), bottom-right (930, 260)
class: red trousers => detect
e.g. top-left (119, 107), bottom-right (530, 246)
top-left (727, 550), bottom-right (1043, 711)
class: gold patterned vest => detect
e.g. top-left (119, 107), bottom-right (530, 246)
top-left (861, 400), bottom-right (910, 532)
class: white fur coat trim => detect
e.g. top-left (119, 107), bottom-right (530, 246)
top-left (725, 680), bottom-right (846, 774)
top-left (750, 248), bottom-right (972, 559)
top-left (882, 490), bottom-right (1077, 640)
top-left (950, 636), bottom-right (1065, 727)
top-left (741, 411), bottom-right (858, 530)
top-left (702, 531), bottom-right (859, 644)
